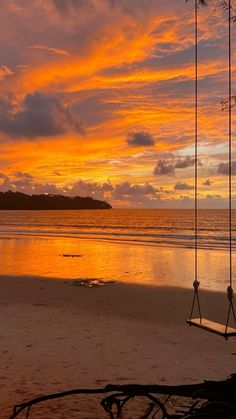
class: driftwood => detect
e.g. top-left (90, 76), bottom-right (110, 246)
top-left (10, 374), bottom-right (236, 418)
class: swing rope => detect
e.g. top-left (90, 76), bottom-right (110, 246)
top-left (225, 0), bottom-right (236, 333)
top-left (229, 0), bottom-right (232, 293)
top-left (189, 0), bottom-right (236, 336)
top-left (190, 0), bottom-right (201, 322)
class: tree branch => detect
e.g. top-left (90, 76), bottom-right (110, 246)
top-left (10, 374), bottom-right (236, 419)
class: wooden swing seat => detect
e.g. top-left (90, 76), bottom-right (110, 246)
top-left (187, 317), bottom-right (236, 338)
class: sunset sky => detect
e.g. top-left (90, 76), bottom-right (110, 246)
top-left (0, 0), bottom-right (235, 208)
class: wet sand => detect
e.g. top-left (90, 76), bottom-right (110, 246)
top-left (0, 275), bottom-right (235, 418)
top-left (0, 233), bottom-right (234, 292)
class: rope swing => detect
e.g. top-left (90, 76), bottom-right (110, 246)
top-left (187, 0), bottom-right (236, 339)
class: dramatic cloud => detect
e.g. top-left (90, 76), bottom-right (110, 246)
top-left (0, 172), bottom-right (234, 208)
top-left (70, 180), bottom-right (165, 207)
top-left (13, 172), bottom-right (33, 189)
top-left (0, 172), bottom-right (61, 194)
top-left (49, 0), bottom-right (164, 15)
top-left (174, 182), bottom-right (194, 190)
top-left (127, 132), bottom-right (155, 147)
top-left (0, 66), bottom-right (13, 81)
top-left (107, 0), bottom-right (165, 15)
top-left (69, 180), bottom-right (113, 198)
top-left (71, 179), bottom-right (160, 201)
top-left (49, 0), bottom-right (94, 13)
top-left (0, 92), bottom-right (83, 139)
top-left (154, 156), bottom-right (197, 177)
top-left (154, 160), bottom-right (175, 176)
top-left (113, 181), bottom-right (156, 198)
top-left (0, 173), bottom-right (163, 207)
top-left (175, 156), bottom-right (195, 169)
top-left (0, 173), bottom-right (12, 191)
top-left (0, 0), bottom-right (233, 208)
top-left (203, 179), bottom-right (212, 186)
top-left (14, 171), bottom-right (33, 181)
top-left (217, 161), bottom-right (236, 176)
top-left (29, 45), bottom-right (69, 56)
top-left (72, 95), bottom-right (120, 126)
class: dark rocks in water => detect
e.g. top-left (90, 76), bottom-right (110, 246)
top-left (0, 190), bottom-right (112, 210)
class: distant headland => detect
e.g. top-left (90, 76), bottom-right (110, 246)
top-left (0, 191), bottom-right (112, 210)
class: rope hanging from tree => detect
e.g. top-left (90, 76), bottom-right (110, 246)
top-left (225, 0), bottom-right (236, 333)
top-left (187, 0), bottom-right (236, 339)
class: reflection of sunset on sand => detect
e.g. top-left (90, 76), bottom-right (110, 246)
top-left (0, 233), bottom-right (234, 291)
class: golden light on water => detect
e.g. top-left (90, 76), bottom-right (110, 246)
top-left (0, 231), bottom-right (232, 291)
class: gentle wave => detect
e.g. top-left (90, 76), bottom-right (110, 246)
top-left (0, 228), bottom-right (235, 250)
top-left (0, 209), bottom-right (235, 251)
top-left (0, 222), bottom-right (235, 233)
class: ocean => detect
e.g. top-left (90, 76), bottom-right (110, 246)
top-left (0, 208), bottom-right (235, 249)
top-left (0, 209), bottom-right (234, 290)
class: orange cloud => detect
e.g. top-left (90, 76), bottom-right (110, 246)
top-left (0, 0), bottom-right (234, 207)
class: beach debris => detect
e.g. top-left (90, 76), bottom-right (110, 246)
top-left (61, 254), bottom-right (82, 258)
top-left (72, 278), bottom-right (116, 288)
top-left (10, 373), bottom-right (236, 418)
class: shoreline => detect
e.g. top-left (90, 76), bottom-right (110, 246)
top-left (0, 234), bottom-right (233, 291)
top-left (0, 231), bottom-right (232, 252)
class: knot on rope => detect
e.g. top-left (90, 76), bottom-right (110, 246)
top-left (227, 286), bottom-right (234, 302)
top-left (193, 280), bottom-right (200, 293)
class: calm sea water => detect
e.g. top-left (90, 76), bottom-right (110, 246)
top-left (0, 209), bottom-right (235, 250)
top-left (0, 209), bottom-right (234, 290)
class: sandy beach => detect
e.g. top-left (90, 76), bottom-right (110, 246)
top-left (0, 275), bottom-right (235, 418)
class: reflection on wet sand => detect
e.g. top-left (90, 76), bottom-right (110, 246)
top-left (0, 234), bottom-right (233, 291)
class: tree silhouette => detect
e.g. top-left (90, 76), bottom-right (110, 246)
top-left (0, 191), bottom-right (112, 210)
top-left (186, 0), bottom-right (236, 110)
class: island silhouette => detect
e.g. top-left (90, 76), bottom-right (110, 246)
top-left (0, 191), bottom-right (112, 210)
